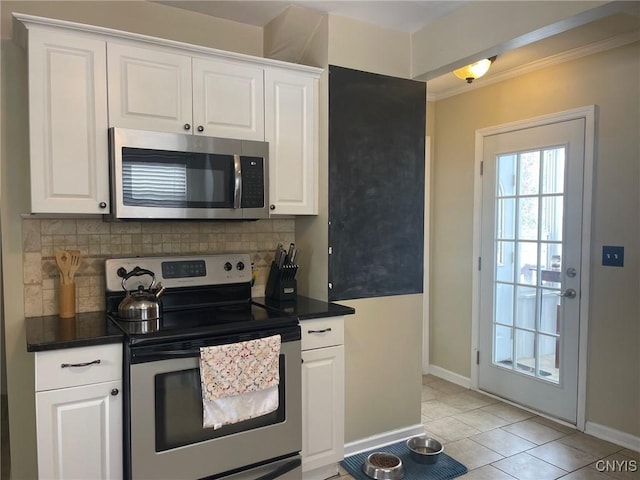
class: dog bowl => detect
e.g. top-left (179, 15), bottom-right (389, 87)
top-left (362, 452), bottom-right (405, 480)
top-left (406, 435), bottom-right (444, 464)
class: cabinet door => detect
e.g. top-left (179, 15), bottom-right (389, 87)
top-left (28, 29), bottom-right (109, 214)
top-left (265, 69), bottom-right (318, 215)
top-left (107, 42), bottom-right (192, 134)
top-left (36, 380), bottom-right (123, 480)
top-left (301, 345), bottom-right (345, 473)
top-left (192, 58), bottom-right (264, 140)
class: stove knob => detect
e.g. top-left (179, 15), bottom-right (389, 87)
top-left (224, 262), bottom-right (233, 272)
top-left (236, 261), bottom-right (245, 271)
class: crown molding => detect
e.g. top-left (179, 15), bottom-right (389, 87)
top-left (427, 30), bottom-right (640, 102)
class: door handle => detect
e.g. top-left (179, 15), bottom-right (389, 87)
top-left (557, 288), bottom-right (577, 299)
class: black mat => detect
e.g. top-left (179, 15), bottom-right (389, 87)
top-left (341, 440), bottom-right (468, 480)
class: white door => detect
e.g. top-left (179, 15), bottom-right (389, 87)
top-left (478, 118), bottom-right (585, 423)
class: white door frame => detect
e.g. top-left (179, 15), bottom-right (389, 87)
top-left (470, 106), bottom-right (596, 430)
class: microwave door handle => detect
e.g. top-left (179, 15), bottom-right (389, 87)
top-left (233, 154), bottom-right (242, 209)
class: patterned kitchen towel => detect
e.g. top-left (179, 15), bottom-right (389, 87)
top-left (199, 334), bottom-right (281, 429)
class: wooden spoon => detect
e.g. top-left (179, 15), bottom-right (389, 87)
top-left (67, 250), bottom-right (81, 284)
top-left (55, 250), bottom-right (71, 285)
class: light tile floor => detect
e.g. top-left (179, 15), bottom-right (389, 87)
top-left (339, 375), bottom-right (639, 480)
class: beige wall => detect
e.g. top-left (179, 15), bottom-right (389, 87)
top-left (277, 10), bottom-right (424, 443)
top-left (0, 2), bottom-right (264, 477)
top-left (329, 14), bottom-right (412, 79)
top-left (430, 41), bottom-right (640, 437)
top-left (326, 15), bottom-right (423, 443)
top-left (1, 1), bottom-right (263, 54)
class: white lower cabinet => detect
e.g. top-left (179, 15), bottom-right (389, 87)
top-left (35, 344), bottom-right (123, 480)
top-left (301, 317), bottom-right (345, 480)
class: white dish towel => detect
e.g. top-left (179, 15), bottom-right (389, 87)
top-left (199, 334), bottom-right (281, 429)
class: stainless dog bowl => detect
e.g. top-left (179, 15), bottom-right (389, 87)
top-left (362, 452), bottom-right (405, 480)
top-left (406, 435), bottom-right (443, 464)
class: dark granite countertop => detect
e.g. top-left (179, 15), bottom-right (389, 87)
top-left (27, 296), bottom-right (353, 352)
top-left (26, 312), bottom-right (123, 352)
top-left (252, 295), bottom-right (355, 320)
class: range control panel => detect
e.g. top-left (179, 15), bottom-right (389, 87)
top-left (105, 254), bottom-right (252, 292)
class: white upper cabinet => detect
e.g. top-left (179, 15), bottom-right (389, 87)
top-left (108, 42), bottom-right (265, 140)
top-left (26, 28), bottom-right (110, 214)
top-left (265, 68), bottom-right (318, 215)
top-left (14, 13), bottom-right (321, 216)
top-left (192, 58), bottom-right (264, 141)
top-left (107, 43), bottom-right (192, 135)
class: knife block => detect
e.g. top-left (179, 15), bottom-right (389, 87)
top-left (59, 283), bottom-right (76, 318)
top-left (265, 262), bottom-right (297, 301)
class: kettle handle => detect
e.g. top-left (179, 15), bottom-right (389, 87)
top-left (121, 266), bottom-right (156, 292)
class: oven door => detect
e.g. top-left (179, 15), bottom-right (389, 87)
top-left (126, 326), bottom-right (301, 480)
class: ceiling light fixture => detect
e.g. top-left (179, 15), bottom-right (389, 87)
top-left (453, 56), bottom-right (497, 83)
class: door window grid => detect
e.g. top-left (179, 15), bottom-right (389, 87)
top-left (493, 147), bottom-right (565, 384)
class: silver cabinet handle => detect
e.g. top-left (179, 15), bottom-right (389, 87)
top-left (557, 289), bottom-right (577, 299)
top-left (308, 328), bottom-right (332, 334)
top-left (60, 359), bottom-right (101, 368)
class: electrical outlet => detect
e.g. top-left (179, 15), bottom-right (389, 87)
top-left (602, 246), bottom-right (624, 267)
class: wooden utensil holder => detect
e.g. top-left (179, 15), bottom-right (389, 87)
top-left (59, 283), bottom-right (76, 318)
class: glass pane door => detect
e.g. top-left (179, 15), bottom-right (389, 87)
top-left (492, 147), bottom-right (565, 383)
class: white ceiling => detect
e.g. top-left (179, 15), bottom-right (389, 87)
top-left (154, 1), bottom-right (640, 99)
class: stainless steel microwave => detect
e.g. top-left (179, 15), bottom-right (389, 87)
top-left (108, 128), bottom-right (269, 220)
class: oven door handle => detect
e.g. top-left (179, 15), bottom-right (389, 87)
top-left (254, 458), bottom-right (301, 480)
top-left (133, 349), bottom-right (200, 360)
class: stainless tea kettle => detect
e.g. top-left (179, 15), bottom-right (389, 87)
top-left (118, 267), bottom-right (166, 321)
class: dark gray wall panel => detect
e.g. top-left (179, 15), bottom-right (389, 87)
top-left (328, 65), bottom-right (426, 301)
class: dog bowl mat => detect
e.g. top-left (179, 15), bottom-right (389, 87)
top-left (341, 440), bottom-right (468, 480)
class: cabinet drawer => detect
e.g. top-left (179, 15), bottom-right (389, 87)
top-left (301, 317), bottom-right (344, 351)
top-left (36, 343), bottom-right (122, 391)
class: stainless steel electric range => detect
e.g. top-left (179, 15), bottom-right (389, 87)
top-left (105, 254), bottom-right (302, 480)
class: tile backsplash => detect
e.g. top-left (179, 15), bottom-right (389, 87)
top-left (22, 217), bottom-right (295, 317)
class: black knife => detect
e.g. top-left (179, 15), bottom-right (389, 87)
top-left (287, 243), bottom-right (295, 264)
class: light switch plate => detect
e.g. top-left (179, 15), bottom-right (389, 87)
top-left (602, 246), bottom-right (624, 267)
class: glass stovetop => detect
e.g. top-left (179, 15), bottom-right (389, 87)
top-left (108, 302), bottom-right (298, 345)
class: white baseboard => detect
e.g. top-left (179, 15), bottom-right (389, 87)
top-left (426, 365), bottom-right (471, 389)
top-left (585, 422), bottom-right (640, 452)
top-left (344, 424), bottom-right (425, 457)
